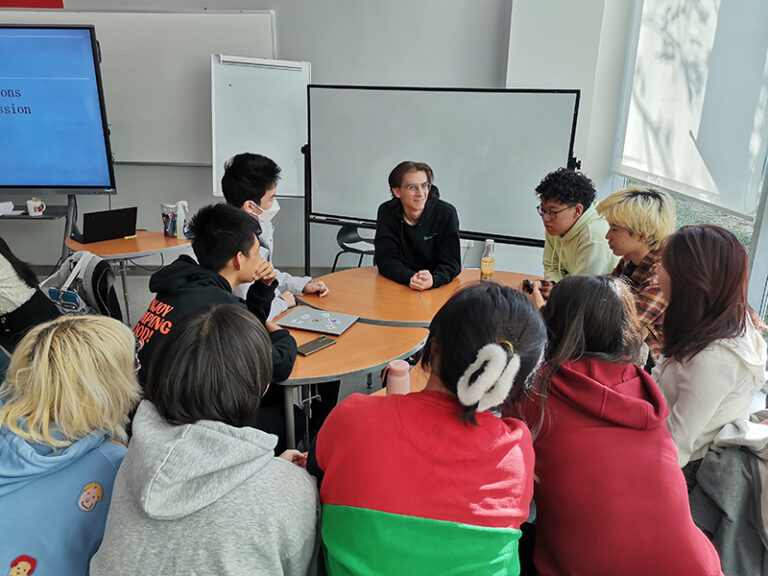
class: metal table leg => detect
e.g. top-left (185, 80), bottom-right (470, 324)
top-left (118, 259), bottom-right (131, 325)
top-left (284, 385), bottom-right (296, 449)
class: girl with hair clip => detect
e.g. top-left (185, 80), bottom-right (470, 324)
top-left (309, 283), bottom-right (547, 576)
top-left (0, 315), bottom-right (140, 575)
top-left (652, 225), bottom-right (767, 475)
top-left (518, 275), bottom-right (722, 576)
top-left (0, 236), bottom-right (60, 353)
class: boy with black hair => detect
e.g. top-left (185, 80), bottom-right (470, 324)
top-left (221, 152), bottom-right (329, 319)
top-left (133, 204), bottom-right (298, 448)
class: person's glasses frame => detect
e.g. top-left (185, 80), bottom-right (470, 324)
top-left (536, 204), bottom-right (573, 221)
top-left (401, 182), bottom-right (432, 195)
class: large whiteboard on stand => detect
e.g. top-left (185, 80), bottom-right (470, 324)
top-left (211, 55), bottom-right (310, 197)
top-left (308, 87), bottom-right (579, 243)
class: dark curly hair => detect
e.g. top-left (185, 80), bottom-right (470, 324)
top-left (535, 167), bottom-right (596, 208)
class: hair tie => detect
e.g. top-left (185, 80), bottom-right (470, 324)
top-left (456, 342), bottom-right (521, 412)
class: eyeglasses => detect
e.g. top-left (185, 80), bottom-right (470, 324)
top-left (401, 182), bottom-right (431, 194)
top-left (536, 204), bottom-right (573, 221)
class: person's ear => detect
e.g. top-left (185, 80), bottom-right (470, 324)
top-left (243, 200), bottom-right (259, 218)
top-left (573, 204), bottom-right (584, 218)
top-left (391, 187), bottom-right (402, 199)
top-left (233, 251), bottom-right (245, 271)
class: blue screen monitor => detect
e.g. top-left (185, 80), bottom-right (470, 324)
top-left (0, 25), bottom-right (116, 195)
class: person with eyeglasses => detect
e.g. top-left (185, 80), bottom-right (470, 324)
top-left (525, 168), bottom-right (616, 303)
top-left (374, 161), bottom-right (461, 291)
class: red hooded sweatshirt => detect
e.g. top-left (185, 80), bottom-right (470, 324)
top-left (527, 357), bottom-right (723, 576)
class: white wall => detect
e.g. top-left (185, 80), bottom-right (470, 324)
top-left (506, 0), bottom-right (633, 196)
top-left (2, 0), bottom-right (633, 276)
top-left (497, 0), bottom-right (633, 271)
top-left (2, 0), bottom-right (513, 268)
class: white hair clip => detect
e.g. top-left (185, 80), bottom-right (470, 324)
top-left (457, 342), bottom-right (521, 413)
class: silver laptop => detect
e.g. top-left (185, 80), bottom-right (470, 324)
top-left (276, 306), bottom-right (359, 336)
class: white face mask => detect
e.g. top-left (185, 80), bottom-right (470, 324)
top-left (252, 199), bottom-right (280, 223)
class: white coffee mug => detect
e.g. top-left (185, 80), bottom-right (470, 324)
top-left (26, 198), bottom-right (46, 217)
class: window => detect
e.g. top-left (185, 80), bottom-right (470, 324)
top-left (616, 0), bottom-right (768, 218)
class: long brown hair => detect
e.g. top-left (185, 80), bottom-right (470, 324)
top-left (529, 275), bottom-right (644, 436)
top-left (661, 225), bottom-right (763, 361)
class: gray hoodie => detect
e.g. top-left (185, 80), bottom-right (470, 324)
top-left (90, 401), bottom-right (319, 575)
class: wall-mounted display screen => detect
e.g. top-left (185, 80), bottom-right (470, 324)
top-left (0, 25), bottom-right (116, 194)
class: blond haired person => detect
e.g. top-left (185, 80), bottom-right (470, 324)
top-left (597, 186), bottom-right (676, 367)
top-left (0, 315), bottom-right (140, 575)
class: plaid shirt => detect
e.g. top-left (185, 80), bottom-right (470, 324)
top-left (611, 248), bottom-right (667, 362)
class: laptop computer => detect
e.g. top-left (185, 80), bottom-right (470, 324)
top-left (276, 306), bottom-right (359, 336)
top-left (70, 207), bottom-right (138, 244)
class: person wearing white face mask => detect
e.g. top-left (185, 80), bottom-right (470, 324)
top-left (222, 153), bottom-right (329, 320)
top-left (223, 153), bottom-right (338, 438)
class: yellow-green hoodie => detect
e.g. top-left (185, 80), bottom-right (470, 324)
top-left (542, 202), bottom-right (618, 281)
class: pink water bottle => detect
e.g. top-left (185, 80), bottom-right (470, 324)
top-left (384, 360), bottom-right (411, 395)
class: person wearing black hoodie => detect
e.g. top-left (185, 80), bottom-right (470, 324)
top-left (374, 161), bottom-right (461, 290)
top-left (133, 204), bottom-right (298, 448)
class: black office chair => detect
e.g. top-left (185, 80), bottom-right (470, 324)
top-left (331, 225), bottom-right (375, 272)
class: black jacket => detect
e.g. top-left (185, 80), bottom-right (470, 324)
top-left (134, 255), bottom-right (297, 386)
top-left (374, 186), bottom-right (461, 288)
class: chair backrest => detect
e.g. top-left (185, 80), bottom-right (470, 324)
top-left (337, 225), bottom-right (365, 246)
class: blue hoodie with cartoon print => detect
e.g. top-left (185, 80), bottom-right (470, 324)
top-left (0, 417), bottom-right (125, 576)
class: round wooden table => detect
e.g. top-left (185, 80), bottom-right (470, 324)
top-left (279, 266), bottom-right (539, 447)
top-left (298, 267), bottom-right (535, 325)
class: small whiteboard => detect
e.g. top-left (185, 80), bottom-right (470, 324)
top-left (212, 55), bottom-right (310, 197)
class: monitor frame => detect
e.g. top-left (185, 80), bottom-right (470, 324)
top-left (0, 24), bottom-right (117, 195)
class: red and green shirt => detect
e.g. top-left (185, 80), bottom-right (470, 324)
top-left (316, 390), bottom-right (534, 575)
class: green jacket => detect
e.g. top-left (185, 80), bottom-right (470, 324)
top-left (543, 202), bottom-right (618, 281)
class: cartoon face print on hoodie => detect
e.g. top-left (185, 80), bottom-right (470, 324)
top-left (8, 556), bottom-right (36, 576)
top-left (77, 482), bottom-right (103, 512)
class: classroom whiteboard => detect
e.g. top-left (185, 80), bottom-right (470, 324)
top-left (212, 55), bottom-right (310, 197)
top-left (308, 87), bottom-right (579, 244)
top-left (0, 11), bottom-right (274, 164)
